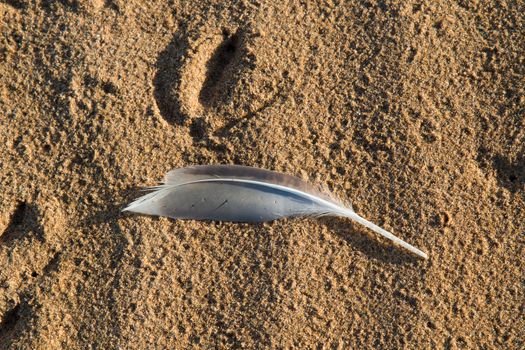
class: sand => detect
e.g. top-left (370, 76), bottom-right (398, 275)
top-left (1, 0), bottom-right (524, 348)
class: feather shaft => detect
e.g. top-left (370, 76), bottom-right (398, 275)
top-left (340, 209), bottom-right (428, 259)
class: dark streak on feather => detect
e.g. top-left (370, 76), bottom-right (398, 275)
top-left (213, 199), bottom-right (228, 211)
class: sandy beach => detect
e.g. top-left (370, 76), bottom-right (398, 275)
top-left (1, 0), bottom-right (524, 348)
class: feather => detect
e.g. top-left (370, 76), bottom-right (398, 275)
top-left (123, 165), bottom-right (428, 259)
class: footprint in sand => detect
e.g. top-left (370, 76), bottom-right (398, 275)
top-left (0, 197), bottom-right (66, 347)
top-left (476, 147), bottom-right (525, 193)
top-left (153, 23), bottom-right (289, 138)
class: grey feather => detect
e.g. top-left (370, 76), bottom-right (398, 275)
top-left (123, 165), bottom-right (428, 259)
